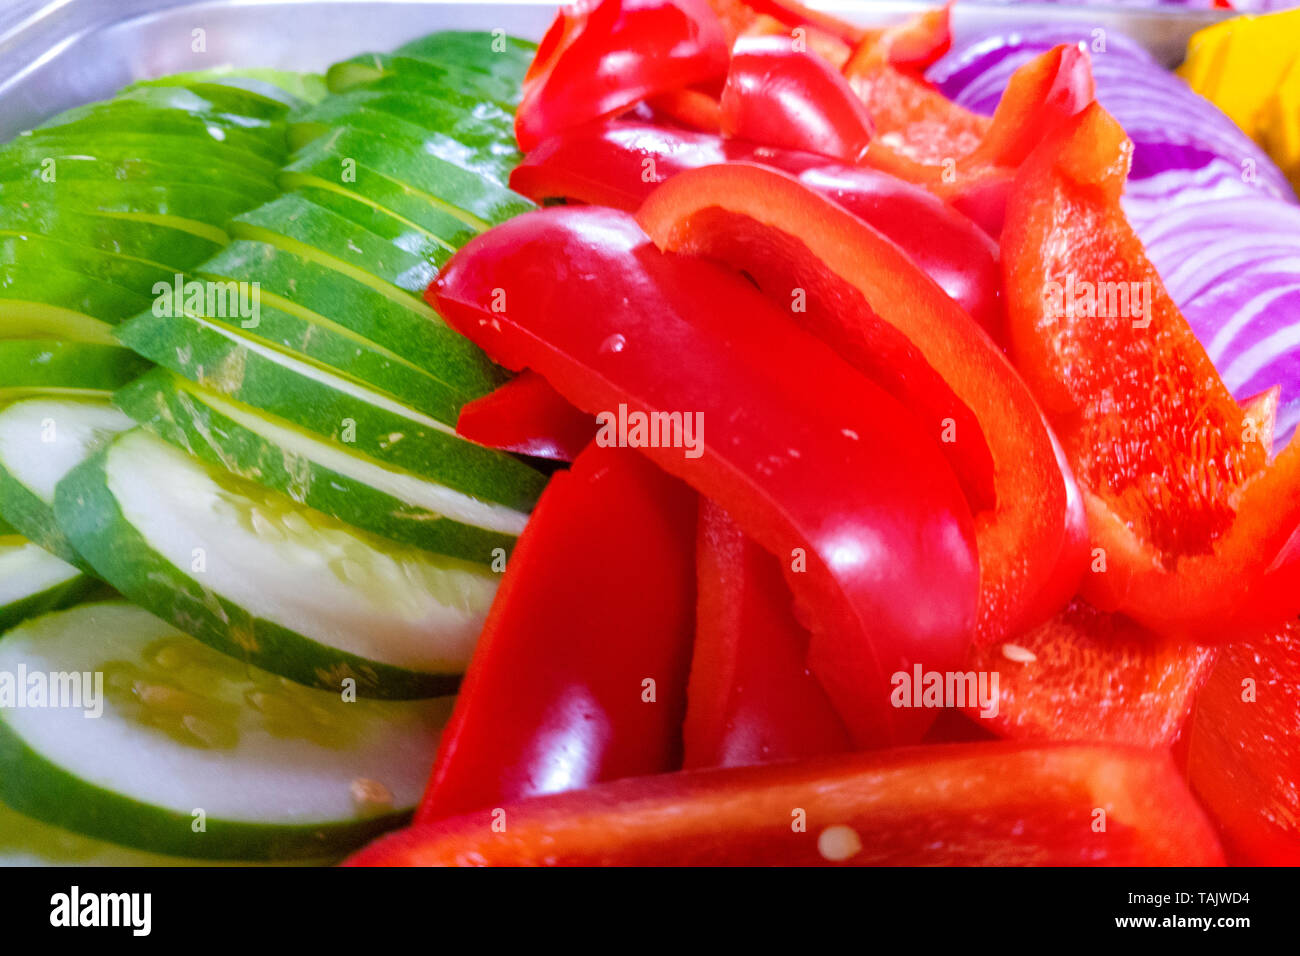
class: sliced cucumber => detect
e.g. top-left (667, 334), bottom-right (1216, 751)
top-left (230, 193), bottom-right (438, 297)
top-left (1, 180), bottom-right (254, 228)
top-left (293, 114), bottom-right (515, 184)
top-left (116, 308), bottom-right (544, 507)
top-left (287, 184), bottom-right (460, 268)
top-left (0, 203), bottom-right (223, 269)
top-left (8, 130), bottom-right (283, 180)
top-left (0, 153), bottom-right (279, 201)
top-left (153, 270), bottom-right (468, 416)
top-left (55, 431), bottom-right (500, 697)
top-left (278, 150), bottom-right (480, 249)
top-left (0, 234), bottom-right (176, 293)
top-left (0, 396), bottom-right (134, 563)
top-left (0, 536), bottom-right (91, 633)
top-left (392, 30), bottom-right (536, 77)
top-left (0, 340), bottom-right (148, 397)
top-left (287, 88), bottom-right (514, 154)
top-left (1, 266), bottom-right (150, 335)
top-left (118, 369), bottom-right (526, 563)
top-left (0, 601), bottom-right (455, 859)
top-left (125, 67), bottom-right (329, 110)
top-left (289, 125), bottom-right (534, 228)
top-left (196, 240), bottom-right (502, 397)
top-left (325, 54), bottom-right (520, 107)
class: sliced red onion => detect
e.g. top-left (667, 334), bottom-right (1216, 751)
top-left (929, 22), bottom-right (1295, 221)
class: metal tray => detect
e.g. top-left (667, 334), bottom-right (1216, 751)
top-left (0, 1), bottom-right (1231, 141)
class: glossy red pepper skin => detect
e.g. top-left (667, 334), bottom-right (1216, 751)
top-left (418, 443), bottom-right (697, 822)
top-left (708, 0), bottom-right (865, 46)
top-left (851, 3), bottom-right (952, 75)
top-left (720, 36), bottom-right (874, 163)
top-left (456, 370), bottom-right (596, 462)
top-left (684, 500), bottom-right (850, 768)
top-left (1187, 621), bottom-right (1300, 865)
top-left (966, 599), bottom-right (1217, 748)
top-left (1003, 103), bottom-right (1300, 643)
top-left (517, 0), bottom-right (729, 152)
top-left (510, 122), bottom-right (1004, 337)
top-left (350, 742), bottom-right (1224, 866)
top-left (637, 163), bottom-right (1086, 646)
top-left (430, 206), bottom-right (979, 746)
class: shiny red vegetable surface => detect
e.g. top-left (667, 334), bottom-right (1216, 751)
top-left (418, 443), bottom-right (697, 821)
top-left (351, 742), bottom-right (1225, 866)
top-left (430, 205), bottom-right (979, 746)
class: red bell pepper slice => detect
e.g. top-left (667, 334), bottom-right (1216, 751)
top-left (850, 3), bottom-right (952, 76)
top-left (1002, 102), bottom-right (1300, 643)
top-left (684, 499), bottom-right (850, 768)
top-left (855, 44), bottom-right (1094, 236)
top-left (509, 122), bottom-right (1005, 337)
top-left (1187, 620), bottom-right (1300, 865)
top-left (456, 370), bottom-right (596, 462)
top-left (637, 163), bottom-right (1086, 645)
top-left (719, 36), bottom-right (874, 163)
top-left (966, 598), bottom-right (1217, 748)
top-left (418, 442), bottom-right (697, 821)
top-left (645, 87), bottom-right (722, 132)
top-left (349, 742), bottom-right (1224, 866)
top-left (517, 0), bottom-right (729, 152)
top-left (430, 206), bottom-right (979, 746)
top-left (736, 12), bottom-right (852, 69)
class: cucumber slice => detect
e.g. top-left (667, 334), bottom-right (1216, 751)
top-left (126, 67), bottom-right (329, 109)
top-left (287, 88), bottom-right (513, 154)
top-left (9, 130), bottom-right (283, 180)
top-left (1, 180), bottom-right (254, 227)
top-left (230, 193), bottom-right (438, 298)
top-left (156, 270), bottom-right (467, 416)
top-left (0, 396), bottom-right (134, 563)
top-left (290, 126), bottom-right (534, 228)
top-left (34, 93), bottom-right (284, 158)
top-left (55, 432), bottom-right (499, 697)
top-left (392, 30), bottom-right (536, 77)
top-left (0, 536), bottom-right (91, 633)
top-left (116, 308), bottom-right (544, 507)
top-left (0, 203), bottom-right (223, 269)
top-left (0, 234), bottom-right (176, 294)
top-left (0, 152), bottom-right (279, 201)
top-left (118, 369), bottom-right (526, 563)
top-left (326, 54), bottom-right (519, 107)
top-left (197, 240), bottom-right (502, 397)
top-left (0, 140), bottom-right (280, 194)
top-left (278, 150), bottom-right (480, 249)
top-left (288, 184), bottom-right (459, 266)
top-left (0, 601), bottom-right (455, 859)
top-left (0, 341), bottom-right (148, 397)
top-left (1, 266), bottom-right (150, 335)
top-left (0, 800), bottom-right (322, 866)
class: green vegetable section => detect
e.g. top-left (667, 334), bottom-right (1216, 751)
top-left (0, 31), bottom-right (544, 862)
top-left (0, 602), bottom-right (455, 860)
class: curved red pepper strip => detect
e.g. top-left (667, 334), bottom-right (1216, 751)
top-left (1188, 620), bottom-right (1300, 864)
top-left (351, 742), bottom-right (1225, 866)
top-left (430, 206), bottom-right (979, 746)
top-left (518, 0), bottom-right (729, 152)
top-left (637, 163), bottom-right (1086, 645)
top-left (720, 36), bottom-right (874, 163)
top-left (685, 499), bottom-right (850, 768)
top-left (1003, 102), bottom-right (1300, 643)
top-left (646, 88), bottom-right (722, 132)
top-left (510, 122), bottom-right (1005, 338)
top-left (709, 0), bottom-right (866, 45)
top-left (456, 370), bottom-right (596, 462)
top-left (418, 443), bottom-right (697, 821)
top-left (965, 598), bottom-right (1217, 748)
top-left (856, 45), bottom-right (1095, 235)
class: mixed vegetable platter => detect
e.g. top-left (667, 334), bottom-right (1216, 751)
top-left (0, 0), bottom-right (1298, 867)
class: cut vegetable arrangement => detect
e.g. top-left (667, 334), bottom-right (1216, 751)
top-left (1, 2), bottom-right (1298, 869)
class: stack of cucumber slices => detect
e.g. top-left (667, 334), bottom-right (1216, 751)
top-left (0, 31), bottom-right (543, 863)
